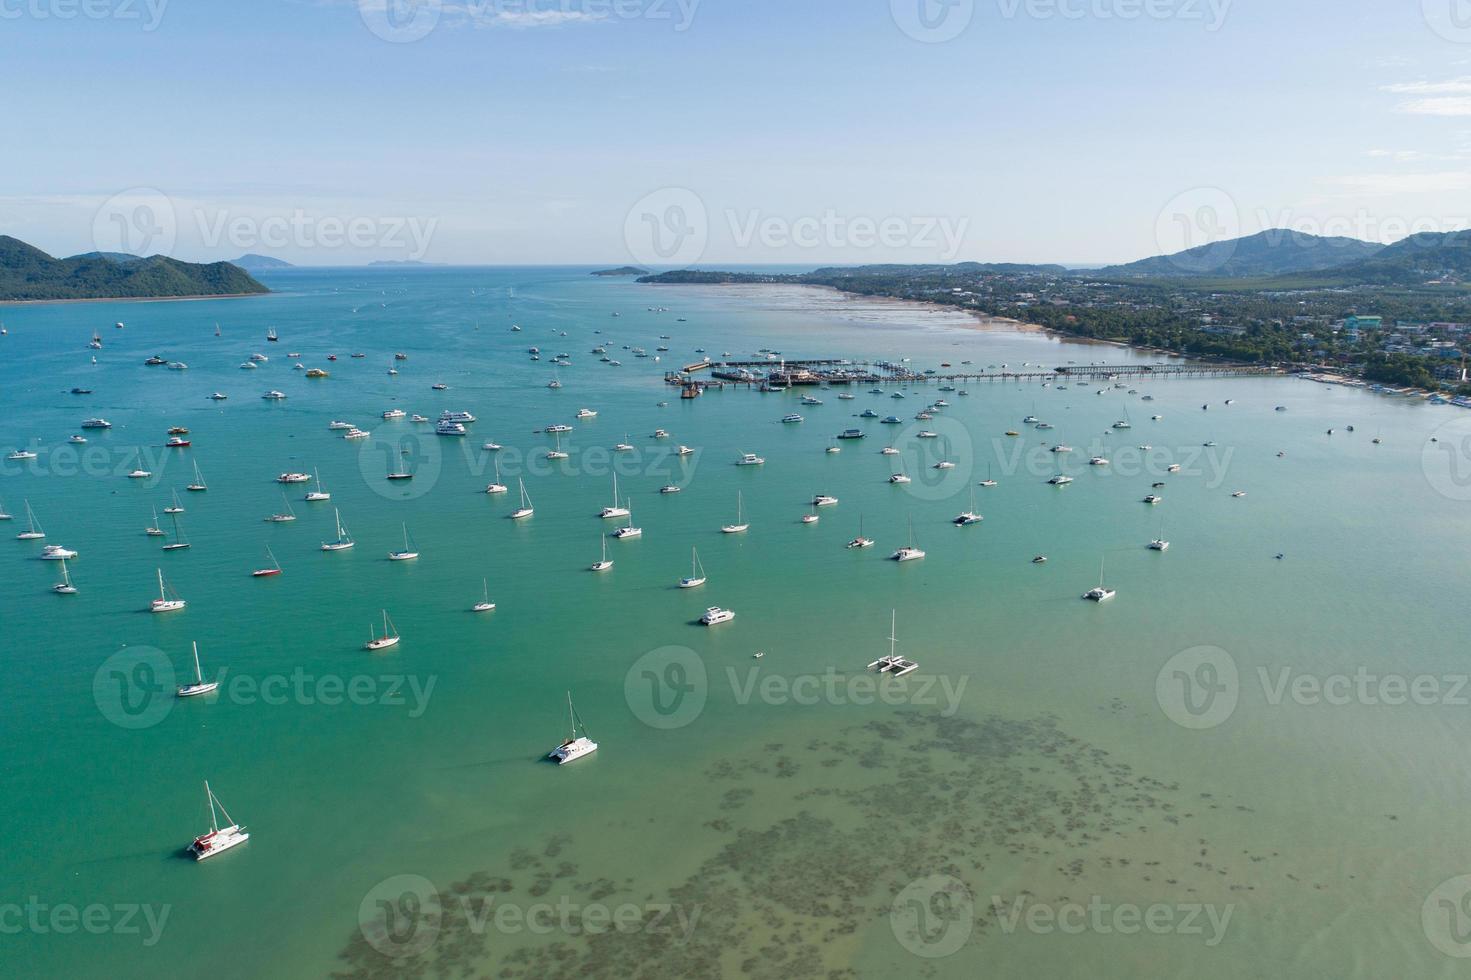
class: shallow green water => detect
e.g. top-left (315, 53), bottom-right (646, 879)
top-left (4, 268), bottom-right (1471, 978)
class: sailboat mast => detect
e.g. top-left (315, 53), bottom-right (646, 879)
top-left (192, 642), bottom-right (204, 684)
top-left (205, 781), bottom-right (219, 832)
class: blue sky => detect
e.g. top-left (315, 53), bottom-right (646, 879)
top-left (3, 0), bottom-right (1471, 266)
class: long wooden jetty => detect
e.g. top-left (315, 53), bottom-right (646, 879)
top-left (667, 360), bottom-right (1285, 388)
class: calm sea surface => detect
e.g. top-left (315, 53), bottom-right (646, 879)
top-left (4, 267), bottom-right (1471, 978)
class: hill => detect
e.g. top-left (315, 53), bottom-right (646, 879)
top-left (1316, 230), bottom-right (1471, 285)
top-left (0, 236), bottom-right (269, 301)
top-left (1100, 230), bottom-right (1384, 279)
top-left (231, 253), bottom-right (294, 271)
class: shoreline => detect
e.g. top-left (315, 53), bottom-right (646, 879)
top-left (0, 292), bottom-right (268, 308)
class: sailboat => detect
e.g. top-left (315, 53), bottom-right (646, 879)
top-left (979, 462), bottom-right (998, 488)
top-left (266, 326), bottom-right (278, 342)
top-left (321, 508), bottom-right (355, 550)
top-left (266, 493), bottom-right (296, 523)
top-left (866, 610), bottom-right (919, 676)
top-left (679, 547), bottom-right (707, 588)
top-left (150, 568), bottom-right (186, 612)
top-left (611, 500), bottom-right (641, 539)
top-left (599, 472), bottom-right (630, 518)
top-left (16, 500), bottom-right (45, 540)
top-left (305, 468), bottom-right (330, 501)
top-left (177, 642), bottom-right (219, 697)
top-left (721, 491), bottom-right (749, 533)
top-left (590, 534), bottom-right (613, 572)
top-left (1149, 518), bottom-right (1170, 552)
top-left (847, 514), bottom-right (874, 549)
top-left (0, 499), bottom-right (9, 520)
top-left (473, 579), bottom-right (496, 612)
top-left (953, 487), bottom-right (983, 526)
top-left (548, 691), bottom-right (598, 765)
top-left (510, 478), bottom-right (534, 520)
top-left (214, 322), bottom-right (221, 338)
top-left (485, 458), bottom-right (507, 495)
top-left (164, 490), bottom-right (185, 515)
top-left (186, 462), bottom-right (208, 492)
top-left (146, 506), bottom-right (166, 537)
top-left (252, 546), bottom-right (283, 577)
top-left (890, 517), bottom-right (925, 562)
top-left (163, 511), bottom-right (192, 550)
top-left (187, 782), bottom-right (249, 860)
top-left (546, 431), bottom-right (569, 461)
top-left (1082, 556), bottom-right (1116, 601)
top-left (52, 558), bottom-right (77, 594)
top-left (365, 610), bottom-right (400, 650)
top-left (389, 523), bottom-right (420, 561)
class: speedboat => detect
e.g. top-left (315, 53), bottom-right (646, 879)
top-left (81, 418), bottom-right (112, 429)
top-left (209, 392), bottom-right (228, 401)
top-left (659, 485), bottom-right (682, 494)
top-left (328, 420), bottom-right (353, 430)
top-left (781, 414), bottom-right (804, 424)
top-left (40, 544), bottom-right (78, 559)
top-left (1144, 495), bottom-right (1162, 505)
top-left (1048, 475), bottom-right (1073, 486)
top-left (261, 390), bottom-right (287, 400)
top-left (813, 495), bottom-right (838, 507)
top-left (382, 409), bottom-right (406, 420)
top-left (736, 453), bottom-right (765, 466)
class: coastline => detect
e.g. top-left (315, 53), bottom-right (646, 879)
top-left (0, 291), bottom-right (268, 307)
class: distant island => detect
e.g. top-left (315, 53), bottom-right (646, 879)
top-left (231, 253), bottom-right (295, 272)
top-left (0, 236), bottom-right (268, 302)
top-left (639, 230), bottom-right (1471, 395)
top-left (591, 266), bottom-right (649, 277)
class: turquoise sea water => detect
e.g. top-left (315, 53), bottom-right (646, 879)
top-left (5, 267), bottom-right (1471, 978)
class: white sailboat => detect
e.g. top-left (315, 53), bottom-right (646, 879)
top-left (266, 493), bottom-right (296, 523)
top-left (611, 500), bottom-right (641, 539)
top-left (953, 488), bottom-right (983, 527)
top-left (305, 468), bottom-right (331, 502)
top-left (164, 490), bottom-right (185, 515)
top-left (186, 462), bottom-right (208, 492)
top-left (16, 500), bottom-right (44, 540)
top-left (146, 506), bottom-right (166, 537)
top-left (364, 610), bottom-right (400, 650)
top-left (890, 517), bottom-right (925, 562)
top-left (177, 642), bottom-right (219, 697)
top-left (321, 508), bottom-right (355, 550)
top-left (847, 514), bottom-right (875, 549)
top-left (599, 472), bottom-right (630, 518)
top-left (0, 499), bottom-right (10, 520)
top-left (679, 547), bottom-right (707, 588)
top-left (510, 478), bottom-right (534, 520)
top-left (52, 558), bottom-right (77, 594)
top-left (590, 534), bottom-right (614, 572)
top-left (150, 568), bottom-right (186, 612)
top-left (389, 523), bottom-right (420, 561)
top-left (473, 579), bottom-right (496, 613)
top-left (721, 491), bottom-right (749, 533)
top-left (485, 458), bottom-right (507, 495)
top-left (187, 782), bottom-right (249, 861)
top-left (548, 691), bottom-right (598, 765)
top-left (1082, 557), bottom-right (1116, 601)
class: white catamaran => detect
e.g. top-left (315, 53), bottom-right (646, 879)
top-left (188, 782), bottom-right (248, 861)
top-left (548, 692), bottom-right (598, 765)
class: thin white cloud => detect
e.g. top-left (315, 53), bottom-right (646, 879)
top-left (1327, 172), bottom-right (1471, 195)
top-left (1383, 77), bottom-right (1471, 95)
top-left (1396, 97), bottom-right (1471, 117)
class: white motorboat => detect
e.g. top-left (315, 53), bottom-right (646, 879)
top-left (736, 453), bottom-right (765, 466)
top-left (700, 606), bottom-right (735, 626)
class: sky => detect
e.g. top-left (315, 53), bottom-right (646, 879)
top-left (3, 0), bottom-right (1471, 267)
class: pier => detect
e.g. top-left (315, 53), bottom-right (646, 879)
top-left (666, 360), bottom-right (1286, 388)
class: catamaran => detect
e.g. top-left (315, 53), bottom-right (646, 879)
top-left (953, 488), bottom-right (983, 526)
top-left (891, 518), bottom-right (925, 562)
top-left (52, 558), bottom-right (77, 594)
top-left (599, 473), bottom-right (630, 518)
top-left (867, 610), bottom-right (919, 676)
top-left (177, 642), bottom-right (219, 697)
top-left (721, 491), bottom-right (749, 534)
top-left (186, 462), bottom-right (208, 492)
top-left (150, 568), bottom-right (186, 612)
top-left (389, 524), bottom-right (420, 561)
top-left (485, 458), bottom-right (508, 495)
top-left (16, 500), bottom-right (45, 540)
top-left (473, 579), bottom-right (496, 612)
top-left (847, 514), bottom-right (875, 549)
top-left (548, 692), bottom-right (598, 765)
top-left (679, 547), bottom-right (707, 588)
top-left (146, 506), bottom-right (166, 536)
top-left (611, 501), bottom-right (641, 539)
top-left (187, 782), bottom-right (249, 861)
top-left (1082, 557), bottom-right (1116, 602)
top-left (510, 479), bottom-right (534, 520)
top-left (364, 610), bottom-right (400, 650)
top-left (252, 546), bottom-right (282, 577)
top-left (321, 509), bottom-right (355, 551)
